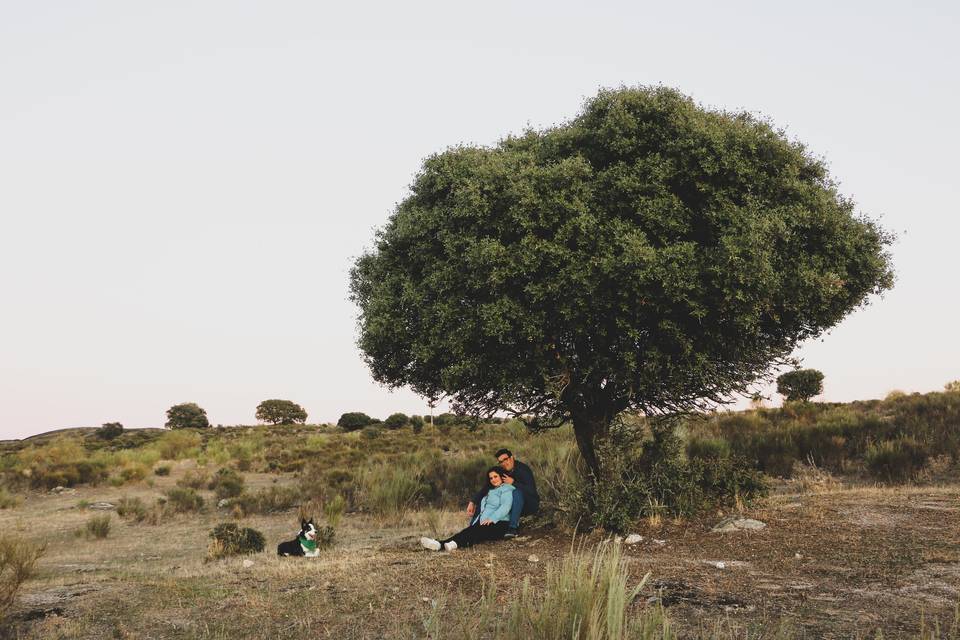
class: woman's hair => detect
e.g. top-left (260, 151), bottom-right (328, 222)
top-left (486, 466), bottom-right (507, 486)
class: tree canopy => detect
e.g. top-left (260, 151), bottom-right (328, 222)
top-left (350, 86), bottom-right (894, 473)
top-left (776, 369), bottom-right (825, 402)
top-left (165, 402), bottom-right (210, 429)
top-left (255, 399), bottom-right (308, 425)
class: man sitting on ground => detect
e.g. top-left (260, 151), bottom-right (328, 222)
top-left (466, 448), bottom-right (539, 538)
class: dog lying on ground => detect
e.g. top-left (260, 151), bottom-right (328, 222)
top-left (277, 519), bottom-right (321, 557)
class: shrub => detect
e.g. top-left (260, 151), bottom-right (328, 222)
top-left (207, 523), bottom-right (265, 559)
top-left (117, 461), bottom-right (148, 483)
top-left (209, 468), bottom-right (245, 499)
top-left (155, 430), bottom-right (202, 459)
top-left (154, 464), bottom-right (171, 476)
top-left (685, 436), bottom-right (731, 460)
top-left (0, 488), bottom-right (21, 510)
top-left (116, 496), bottom-right (147, 522)
top-left (230, 486), bottom-right (300, 515)
top-left (84, 514), bottom-right (111, 539)
top-left (945, 380), bottom-right (960, 393)
top-left (165, 487), bottom-right (204, 513)
top-left (96, 422), bottom-right (124, 440)
top-left (866, 438), bottom-right (930, 481)
top-left (384, 412), bottom-right (409, 430)
top-left (337, 412), bottom-right (375, 431)
top-left (776, 369), bottom-right (825, 403)
top-left (0, 534), bottom-right (45, 622)
top-left (565, 426), bottom-right (766, 532)
top-left (434, 413), bottom-right (463, 426)
top-left (177, 468), bottom-right (211, 490)
top-left (165, 402), bottom-right (210, 429)
top-left (255, 399), bottom-right (308, 425)
top-left (15, 438), bottom-right (109, 489)
top-left (361, 425), bottom-right (381, 440)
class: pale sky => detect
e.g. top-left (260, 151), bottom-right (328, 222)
top-left (1, 1), bottom-right (958, 440)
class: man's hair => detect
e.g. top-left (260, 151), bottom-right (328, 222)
top-left (494, 448), bottom-right (512, 459)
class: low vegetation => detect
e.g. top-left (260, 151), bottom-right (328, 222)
top-left (0, 534), bottom-right (44, 623)
top-left (207, 523), bottom-right (265, 559)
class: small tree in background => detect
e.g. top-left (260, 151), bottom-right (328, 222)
top-left (255, 399), bottom-right (308, 425)
top-left (945, 380), bottom-right (960, 393)
top-left (337, 412), bottom-right (375, 431)
top-left (410, 415), bottom-right (425, 434)
top-left (776, 369), bottom-right (825, 403)
top-left (96, 422), bottom-right (124, 440)
top-left (165, 402), bottom-right (210, 429)
top-left (383, 412), bottom-right (409, 430)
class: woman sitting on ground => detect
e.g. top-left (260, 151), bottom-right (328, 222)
top-left (420, 466), bottom-right (514, 552)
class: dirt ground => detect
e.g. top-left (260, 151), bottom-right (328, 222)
top-left (3, 471), bottom-right (960, 639)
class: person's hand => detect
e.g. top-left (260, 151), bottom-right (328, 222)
top-left (502, 475), bottom-right (515, 485)
top-left (466, 501), bottom-right (475, 517)
top-left (480, 519), bottom-right (494, 526)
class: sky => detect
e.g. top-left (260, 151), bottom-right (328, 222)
top-left (1, 1), bottom-right (958, 440)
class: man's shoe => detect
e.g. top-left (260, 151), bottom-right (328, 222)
top-left (420, 537), bottom-right (441, 551)
top-left (504, 529), bottom-right (519, 539)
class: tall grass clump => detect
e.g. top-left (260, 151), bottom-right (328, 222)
top-left (209, 468), bottom-right (245, 499)
top-left (0, 534), bottom-right (45, 622)
top-left (421, 540), bottom-right (666, 640)
top-left (323, 494), bottom-right (346, 528)
top-left (0, 487), bottom-right (21, 510)
top-left (154, 430), bottom-right (202, 460)
top-left (14, 438), bottom-right (108, 489)
top-left (866, 437), bottom-right (930, 481)
top-left (360, 463), bottom-right (424, 523)
top-left (84, 514), bottom-right (111, 539)
top-left (116, 496), bottom-right (148, 522)
top-left (230, 485), bottom-right (300, 515)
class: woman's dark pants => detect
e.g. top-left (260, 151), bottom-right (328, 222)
top-left (441, 521), bottom-right (509, 548)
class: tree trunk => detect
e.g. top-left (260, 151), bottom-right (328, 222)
top-left (571, 411), bottom-right (610, 477)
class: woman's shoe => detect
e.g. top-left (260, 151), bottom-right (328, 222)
top-left (443, 541), bottom-right (458, 551)
top-left (420, 537), bottom-right (441, 551)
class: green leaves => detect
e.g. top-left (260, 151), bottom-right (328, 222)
top-left (350, 85), bottom-right (893, 445)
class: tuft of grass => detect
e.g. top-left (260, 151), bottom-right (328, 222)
top-left (176, 468), bottom-right (211, 490)
top-left (84, 514), bottom-right (111, 539)
top-left (360, 463), bottom-right (423, 524)
top-left (116, 496), bottom-right (148, 522)
top-left (154, 430), bottom-right (202, 460)
top-left (0, 534), bottom-right (45, 622)
top-left (0, 487), bottom-right (22, 510)
top-left (209, 468), bottom-right (245, 499)
top-left (323, 494), bottom-right (346, 528)
top-left (153, 464), bottom-right (171, 476)
top-left (231, 485), bottom-right (300, 516)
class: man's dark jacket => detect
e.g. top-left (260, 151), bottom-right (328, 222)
top-left (472, 460), bottom-right (539, 514)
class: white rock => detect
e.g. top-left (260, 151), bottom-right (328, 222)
top-left (421, 597), bottom-right (431, 602)
top-left (652, 539), bottom-right (666, 545)
top-left (242, 559), bottom-right (254, 568)
top-left (794, 553), bottom-right (803, 560)
top-left (88, 502), bottom-right (115, 510)
top-left (527, 554), bottom-right (539, 563)
top-left (624, 534), bottom-right (643, 545)
top-left (712, 517), bottom-right (766, 533)
top-left (217, 499), bottom-right (230, 508)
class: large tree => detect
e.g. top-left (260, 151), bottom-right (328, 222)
top-left (350, 87), bottom-right (894, 474)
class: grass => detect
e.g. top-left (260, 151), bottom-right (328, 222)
top-left (83, 514), bottom-right (111, 539)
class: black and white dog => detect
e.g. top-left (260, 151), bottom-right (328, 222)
top-left (277, 519), bottom-right (321, 557)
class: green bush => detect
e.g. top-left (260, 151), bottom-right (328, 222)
top-left (565, 426), bottom-right (766, 532)
top-left (685, 436), bottom-right (731, 460)
top-left (116, 496), bottom-right (147, 522)
top-left (154, 464), bottom-right (171, 476)
top-left (866, 438), bottom-right (930, 481)
top-left (84, 514), bottom-right (111, 539)
top-left (337, 412), bottom-right (375, 431)
top-left (361, 425), bottom-right (382, 440)
top-left (0, 534), bottom-right (45, 622)
top-left (209, 468), bottom-right (245, 499)
top-left (207, 523), bottom-right (265, 559)
top-left (384, 412), bottom-right (409, 430)
top-left (361, 464), bottom-right (423, 523)
top-left (177, 468), bottom-right (211, 490)
top-left (323, 495), bottom-right (346, 528)
top-left (155, 430), bottom-right (202, 459)
top-left (165, 487), bottom-right (204, 513)
top-left (96, 422), bottom-right (124, 440)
